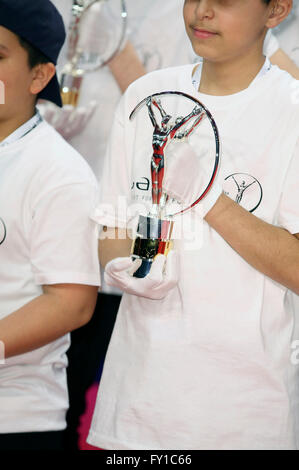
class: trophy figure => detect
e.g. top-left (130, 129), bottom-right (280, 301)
top-left (60, 0), bottom-right (128, 106)
top-left (129, 91), bottom-right (220, 278)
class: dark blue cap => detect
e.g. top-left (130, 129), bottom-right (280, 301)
top-left (0, 0), bottom-right (66, 107)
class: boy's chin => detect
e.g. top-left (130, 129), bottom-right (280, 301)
top-left (189, 40), bottom-right (222, 62)
top-left (193, 48), bottom-right (225, 63)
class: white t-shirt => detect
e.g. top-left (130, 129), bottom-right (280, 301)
top-left (88, 62), bottom-right (299, 450)
top-left (0, 120), bottom-right (101, 433)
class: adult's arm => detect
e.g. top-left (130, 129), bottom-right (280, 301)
top-left (108, 41), bottom-right (146, 92)
top-left (270, 48), bottom-right (299, 79)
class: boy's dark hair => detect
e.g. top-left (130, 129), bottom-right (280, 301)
top-left (18, 36), bottom-right (50, 69)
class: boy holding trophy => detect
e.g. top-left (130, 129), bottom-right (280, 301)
top-left (88, 0), bottom-right (299, 450)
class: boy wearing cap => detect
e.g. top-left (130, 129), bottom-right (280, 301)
top-left (0, 0), bottom-right (100, 451)
top-left (88, 0), bottom-right (299, 451)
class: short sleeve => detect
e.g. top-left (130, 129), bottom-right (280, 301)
top-left (263, 30), bottom-right (279, 58)
top-left (277, 138), bottom-right (299, 235)
top-left (91, 96), bottom-right (132, 229)
top-left (30, 181), bottom-right (101, 286)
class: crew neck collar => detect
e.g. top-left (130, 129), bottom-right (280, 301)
top-left (0, 110), bottom-right (43, 148)
top-left (187, 57), bottom-right (273, 109)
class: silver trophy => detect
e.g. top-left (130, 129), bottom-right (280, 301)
top-left (60, 0), bottom-right (128, 106)
top-left (129, 91), bottom-right (220, 278)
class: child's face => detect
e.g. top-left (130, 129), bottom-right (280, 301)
top-left (0, 26), bottom-right (36, 120)
top-left (183, 0), bottom-right (273, 62)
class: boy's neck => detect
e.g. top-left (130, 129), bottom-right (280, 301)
top-left (199, 51), bottom-right (267, 96)
top-left (0, 106), bottom-right (36, 143)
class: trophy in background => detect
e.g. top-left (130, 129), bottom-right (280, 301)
top-left (61, 0), bottom-right (128, 106)
top-left (129, 92), bottom-right (220, 278)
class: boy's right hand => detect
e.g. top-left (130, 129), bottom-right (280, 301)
top-left (104, 251), bottom-right (179, 300)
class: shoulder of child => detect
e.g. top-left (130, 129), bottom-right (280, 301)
top-left (126, 63), bottom-right (194, 95)
top-left (270, 64), bottom-right (299, 109)
top-left (27, 120), bottom-right (98, 188)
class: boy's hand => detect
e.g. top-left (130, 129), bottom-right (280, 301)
top-left (163, 140), bottom-right (222, 218)
top-left (104, 251), bottom-right (179, 300)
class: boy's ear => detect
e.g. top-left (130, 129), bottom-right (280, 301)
top-left (266, 0), bottom-right (293, 29)
top-left (29, 63), bottom-right (56, 96)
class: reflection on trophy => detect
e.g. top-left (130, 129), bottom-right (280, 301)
top-left (60, 0), bottom-right (127, 106)
top-left (129, 91), bottom-right (220, 278)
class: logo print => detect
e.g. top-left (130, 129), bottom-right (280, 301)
top-left (0, 218), bottom-right (7, 245)
top-left (132, 177), bottom-right (150, 192)
top-left (223, 173), bottom-right (263, 213)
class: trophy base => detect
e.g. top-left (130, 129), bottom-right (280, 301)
top-left (131, 215), bottom-right (174, 278)
top-left (131, 257), bottom-right (153, 279)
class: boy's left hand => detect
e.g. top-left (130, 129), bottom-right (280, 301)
top-left (104, 251), bottom-right (179, 300)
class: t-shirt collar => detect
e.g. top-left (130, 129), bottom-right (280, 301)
top-left (192, 56), bottom-right (272, 95)
top-left (0, 110), bottom-right (43, 148)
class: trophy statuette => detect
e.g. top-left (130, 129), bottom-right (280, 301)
top-left (129, 91), bottom-right (220, 278)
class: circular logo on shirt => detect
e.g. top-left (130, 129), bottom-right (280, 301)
top-left (223, 173), bottom-right (263, 213)
top-left (0, 217), bottom-right (7, 245)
